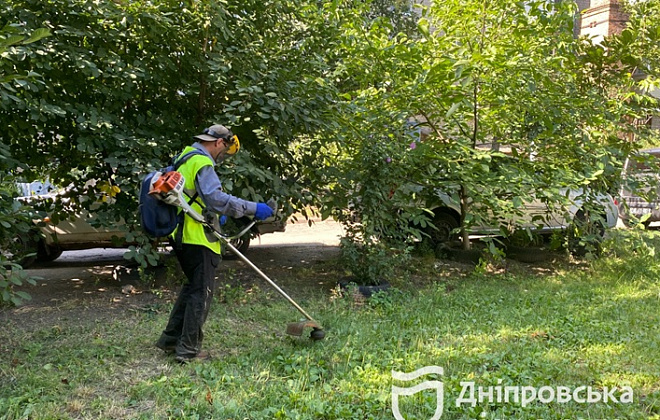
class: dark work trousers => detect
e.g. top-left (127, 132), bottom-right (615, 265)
top-left (157, 244), bottom-right (220, 358)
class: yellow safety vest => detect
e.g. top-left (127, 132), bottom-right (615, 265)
top-left (172, 146), bottom-right (221, 254)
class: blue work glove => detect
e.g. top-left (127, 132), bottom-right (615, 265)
top-left (254, 202), bottom-right (274, 221)
top-left (219, 215), bottom-right (227, 226)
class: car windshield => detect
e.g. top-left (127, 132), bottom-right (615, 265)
top-left (16, 180), bottom-right (57, 197)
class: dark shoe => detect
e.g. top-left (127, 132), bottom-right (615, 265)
top-left (175, 350), bottom-right (212, 364)
top-left (155, 341), bottom-right (176, 354)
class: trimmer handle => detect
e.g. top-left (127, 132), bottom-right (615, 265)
top-left (266, 198), bottom-right (277, 212)
top-left (221, 220), bottom-right (256, 240)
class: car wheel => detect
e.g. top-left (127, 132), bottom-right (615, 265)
top-left (425, 211), bottom-right (460, 246)
top-left (14, 231), bottom-right (40, 268)
top-left (37, 242), bottom-right (63, 263)
top-left (567, 210), bottom-right (605, 257)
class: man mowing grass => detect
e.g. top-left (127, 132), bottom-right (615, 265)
top-left (155, 124), bottom-right (274, 363)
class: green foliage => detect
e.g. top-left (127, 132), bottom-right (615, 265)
top-left (323, 105), bottom-right (421, 284)
top-left (1, 0), bottom-right (659, 273)
top-left (0, 0), bottom-right (362, 266)
top-left (339, 237), bottom-right (399, 286)
top-left (363, 0), bottom-right (419, 38)
top-left (0, 147), bottom-right (39, 306)
top-left (0, 24), bottom-right (48, 305)
top-left (415, 0), bottom-right (626, 240)
top-left (323, 0), bottom-right (660, 253)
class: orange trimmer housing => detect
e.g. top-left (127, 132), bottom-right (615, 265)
top-left (149, 171), bottom-right (184, 197)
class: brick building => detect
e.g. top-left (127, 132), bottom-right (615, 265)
top-left (575, 0), bottom-right (630, 42)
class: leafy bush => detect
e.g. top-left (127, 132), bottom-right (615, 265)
top-left (0, 25), bottom-right (49, 305)
top-left (339, 238), bottom-right (397, 286)
top-left (0, 147), bottom-right (38, 306)
top-left (327, 110), bottom-right (421, 285)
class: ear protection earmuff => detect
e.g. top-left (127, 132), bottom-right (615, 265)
top-left (224, 134), bottom-right (240, 156)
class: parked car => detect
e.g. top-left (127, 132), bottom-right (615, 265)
top-left (417, 185), bottom-right (619, 253)
top-left (617, 147), bottom-right (660, 228)
top-left (15, 181), bottom-right (285, 266)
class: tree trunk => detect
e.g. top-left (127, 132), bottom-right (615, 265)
top-left (197, 32), bottom-right (209, 127)
top-left (460, 184), bottom-right (471, 250)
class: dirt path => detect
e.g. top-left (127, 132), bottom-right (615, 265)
top-left (1, 220), bottom-right (344, 326)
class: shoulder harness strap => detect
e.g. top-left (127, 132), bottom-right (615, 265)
top-left (171, 149), bottom-right (209, 248)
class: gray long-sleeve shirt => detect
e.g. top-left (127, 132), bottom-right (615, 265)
top-left (189, 142), bottom-right (257, 218)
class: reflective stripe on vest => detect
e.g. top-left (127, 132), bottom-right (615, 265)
top-left (172, 146), bottom-right (221, 254)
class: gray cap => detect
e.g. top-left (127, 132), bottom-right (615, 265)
top-left (193, 124), bottom-right (231, 141)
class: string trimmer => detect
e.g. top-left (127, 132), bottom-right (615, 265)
top-left (148, 170), bottom-right (325, 340)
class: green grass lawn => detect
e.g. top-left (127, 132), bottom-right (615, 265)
top-left (1, 230), bottom-right (660, 419)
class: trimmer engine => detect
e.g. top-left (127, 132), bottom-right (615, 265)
top-left (148, 171), bottom-right (185, 206)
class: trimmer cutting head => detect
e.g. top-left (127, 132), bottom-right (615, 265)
top-left (286, 320), bottom-right (325, 340)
